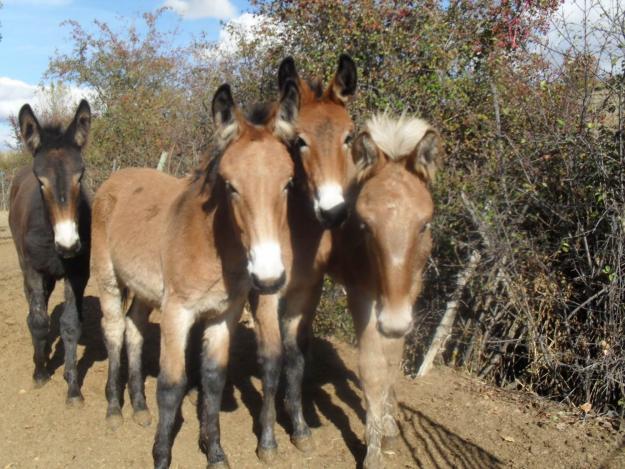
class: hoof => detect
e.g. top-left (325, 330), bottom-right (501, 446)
top-left (132, 409), bottom-right (152, 427)
top-left (256, 445), bottom-right (277, 464)
top-left (187, 388), bottom-right (198, 406)
top-left (363, 447), bottom-right (383, 469)
top-left (382, 434), bottom-right (401, 453)
top-left (207, 458), bottom-right (230, 469)
top-left (33, 373), bottom-right (51, 389)
top-left (106, 411), bottom-right (123, 430)
top-left (66, 394), bottom-right (85, 408)
top-left (291, 434), bottom-right (314, 453)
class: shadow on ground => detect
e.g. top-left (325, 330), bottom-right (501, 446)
top-left (42, 298), bottom-right (502, 469)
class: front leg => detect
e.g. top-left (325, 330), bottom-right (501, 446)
top-left (153, 303), bottom-right (196, 469)
top-left (280, 280), bottom-right (323, 452)
top-left (199, 310), bottom-right (239, 469)
top-left (249, 291), bottom-right (282, 463)
top-left (62, 274), bottom-right (87, 406)
top-left (23, 268), bottom-right (55, 387)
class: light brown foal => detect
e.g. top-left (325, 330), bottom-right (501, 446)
top-left (248, 55), bottom-right (357, 461)
top-left (328, 113), bottom-right (443, 469)
top-left (91, 82), bottom-right (300, 468)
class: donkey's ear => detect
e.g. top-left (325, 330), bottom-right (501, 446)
top-left (352, 131), bottom-right (378, 170)
top-left (278, 56), bottom-right (298, 91)
top-left (409, 130), bottom-right (443, 184)
top-left (212, 83), bottom-right (238, 145)
top-left (66, 99), bottom-right (91, 148)
top-left (328, 54), bottom-right (357, 105)
top-left (274, 78), bottom-right (300, 142)
top-left (18, 104), bottom-right (42, 155)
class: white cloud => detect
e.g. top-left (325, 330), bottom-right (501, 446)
top-left (164, 0), bottom-right (237, 20)
top-left (201, 13), bottom-right (282, 61)
top-left (539, 0), bottom-right (624, 73)
top-left (0, 77), bottom-right (94, 149)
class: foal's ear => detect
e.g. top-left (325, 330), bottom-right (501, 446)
top-left (212, 83), bottom-right (238, 145)
top-left (408, 130), bottom-right (443, 184)
top-left (328, 54), bottom-right (357, 105)
top-left (278, 56), bottom-right (298, 91)
top-left (274, 78), bottom-right (300, 142)
top-left (352, 131), bottom-right (379, 171)
top-left (18, 104), bottom-right (42, 155)
top-left (66, 99), bottom-right (91, 148)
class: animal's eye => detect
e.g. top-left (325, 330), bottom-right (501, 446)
top-left (420, 222), bottom-right (431, 234)
top-left (296, 137), bottom-right (308, 150)
top-left (344, 133), bottom-right (353, 146)
top-left (284, 178), bottom-right (294, 192)
top-left (225, 181), bottom-right (239, 196)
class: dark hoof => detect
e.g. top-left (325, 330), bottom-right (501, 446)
top-left (291, 434), bottom-right (314, 453)
top-left (207, 458), bottom-right (230, 469)
top-left (382, 434), bottom-right (401, 453)
top-left (106, 410), bottom-right (123, 430)
top-left (66, 394), bottom-right (85, 408)
top-left (132, 409), bottom-right (152, 427)
top-left (256, 445), bottom-right (277, 464)
top-left (33, 373), bottom-right (51, 389)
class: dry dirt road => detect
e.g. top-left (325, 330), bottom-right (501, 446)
top-left (0, 210), bottom-right (624, 469)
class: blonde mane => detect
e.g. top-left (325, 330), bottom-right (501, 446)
top-left (365, 112), bottom-right (432, 161)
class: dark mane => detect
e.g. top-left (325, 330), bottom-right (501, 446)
top-left (306, 78), bottom-right (324, 99)
top-left (191, 144), bottom-right (223, 193)
top-left (39, 122), bottom-right (76, 149)
top-left (246, 102), bottom-right (275, 126)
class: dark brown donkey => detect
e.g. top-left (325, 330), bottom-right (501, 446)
top-left (249, 54), bottom-right (357, 462)
top-left (91, 82), bottom-right (300, 468)
top-left (329, 113), bottom-right (443, 468)
top-left (9, 100), bottom-right (92, 405)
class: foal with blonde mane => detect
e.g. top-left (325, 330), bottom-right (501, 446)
top-left (91, 81), bottom-right (300, 468)
top-left (328, 113), bottom-right (443, 468)
top-left (249, 55), bottom-right (357, 461)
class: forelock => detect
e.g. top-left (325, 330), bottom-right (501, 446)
top-left (365, 112), bottom-right (432, 161)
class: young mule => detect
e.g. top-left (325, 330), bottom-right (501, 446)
top-left (90, 82), bottom-right (299, 468)
top-left (329, 113), bottom-right (443, 468)
top-left (249, 55), bottom-right (357, 461)
top-left (9, 100), bottom-right (92, 405)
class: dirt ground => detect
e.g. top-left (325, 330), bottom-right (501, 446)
top-left (1, 210), bottom-right (624, 469)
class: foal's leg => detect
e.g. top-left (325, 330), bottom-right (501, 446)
top-left (99, 281), bottom-right (126, 429)
top-left (281, 280), bottom-right (323, 452)
top-left (350, 291), bottom-right (388, 469)
top-left (23, 267), bottom-right (55, 386)
top-left (125, 297), bottom-right (152, 426)
top-left (62, 273), bottom-right (87, 406)
top-left (380, 336), bottom-right (405, 450)
top-left (249, 292), bottom-right (282, 462)
top-left (153, 303), bottom-right (196, 469)
top-left (199, 309), bottom-right (239, 468)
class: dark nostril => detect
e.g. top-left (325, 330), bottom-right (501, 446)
top-left (319, 203), bottom-right (348, 227)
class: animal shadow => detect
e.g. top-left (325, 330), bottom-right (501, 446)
top-left (398, 402), bottom-right (503, 469)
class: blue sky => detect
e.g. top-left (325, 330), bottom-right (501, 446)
top-left (0, 0), bottom-right (251, 149)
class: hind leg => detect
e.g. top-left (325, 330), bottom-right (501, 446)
top-left (23, 267), bottom-right (55, 387)
top-left (125, 297), bottom-right (152, 426)
top-left (281, 280), bottom-right (323, 452)
top-left (62, 273), bottom-right (87, 406)
top-left (99, 281), bottom-right (126, 428)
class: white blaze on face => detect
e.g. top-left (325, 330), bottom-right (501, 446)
top-left (378, 302), bottom-right (413, 337)
top-left (315, 183), bottom-right (345, 213)
top-left (53, 220), bottom-right (80, 249)
top-left (247, 241), bottom-right (284, 282)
